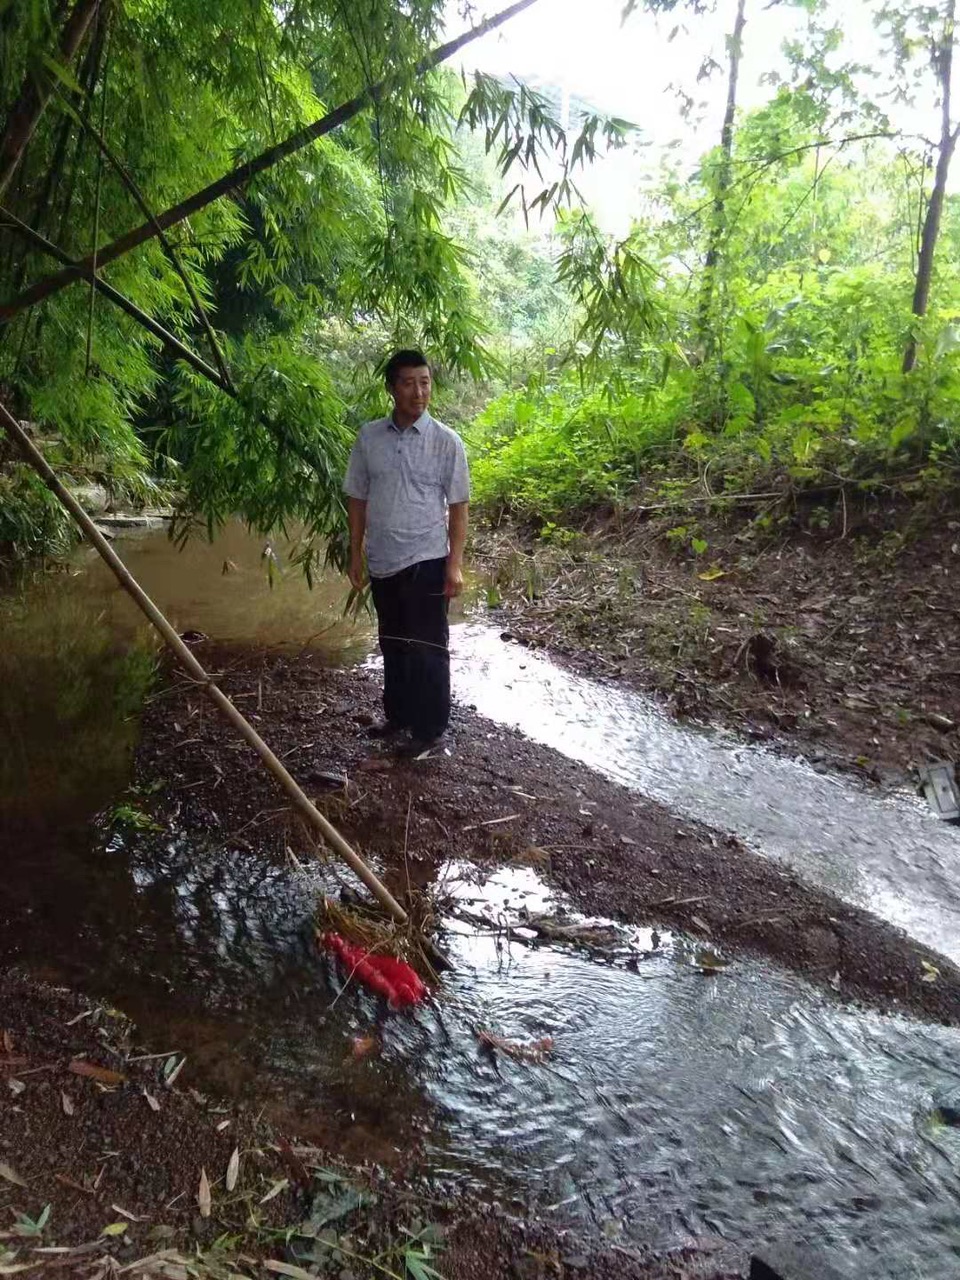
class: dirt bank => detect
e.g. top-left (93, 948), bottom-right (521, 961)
top-left (1, 970), bottom-right (300, 1272)
top-left (472, 501), bottom-right (960, 784)
top-left (133, 646), bottom-right (960, 1025)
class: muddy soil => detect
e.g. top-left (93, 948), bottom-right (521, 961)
top-left (472, 502), bottom-right (960, 783)
top-left (0, 969), bottom-right (302, 1267)
top-left (134, 646), bottom-right (960, 1026)
top-left (0, 970), bottom-right (743, 1279)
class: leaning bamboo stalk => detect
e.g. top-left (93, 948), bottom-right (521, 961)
top-left (0, 401), bottom-right (409, 927)
top-left (0, 203), bottom-right (230, 390)
top-left (0, 0), bottom-right (101, 200)
top-left (0, 0), bottom-right (540, 322)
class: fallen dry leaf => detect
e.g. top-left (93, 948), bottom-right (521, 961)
top-left (54, 1174), bottom-right (92, 1195)
top-left (110, 1204), bottom-right (144, 1221)
top-left (2, 1031), bottom-right (13, 1054)
top-left (350, 1036), bottom-right (378, 1060)
top-left (263, 1262), bottom-right (316, 1279)
top-left (7, 1079), bottom-right (25, 1096)
top-left (100, 1222), bottom-right (128, 1237)
top-left (462, 813), bottom-right (520, 832)
top-left (215, 1119), bottom-right (230, 1132)
top-left (143, 1090), bottom-right (160, 1113)
top-left (164, 1056), bottom-right (186, 1088)
top-left (356, 755), bottom-right (394, 773)
top-left (69, 1060), bottom-right (125, 1086)
top-left (197, 1168), bottom-right (211, 1218)
top-left (275, 1137), bottom-right (309, 1188)
top-left (477, 1030), bottom-right (554, 1064)
top-left (61, 1092), bottom-right (75, 1116)
top-left (0, 1162), bottom-right (26, 1187)
top-left (259, 1178), bottom-right (288, 1205)
top-left (225, 1147), bottom-right (239, 1193)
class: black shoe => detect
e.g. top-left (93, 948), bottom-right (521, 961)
top-left (366, 719), bottom-right (407, 740)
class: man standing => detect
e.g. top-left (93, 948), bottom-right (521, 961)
top-left (344, 350), bottom-right (470, 756)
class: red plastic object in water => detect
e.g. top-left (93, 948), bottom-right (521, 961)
top-left (319, 931), bottom-right (427, 1008)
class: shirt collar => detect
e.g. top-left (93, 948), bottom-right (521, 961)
top-left (388, 410), bottom-right (430, 434)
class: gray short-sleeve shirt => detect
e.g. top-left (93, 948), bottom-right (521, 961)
top-left (343, 411), bottom-right (470, 578)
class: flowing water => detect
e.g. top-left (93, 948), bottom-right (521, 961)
top-left (447, 628), bottom-right (960, 964)
top-left (2, 523), bottom-right (960, 1276)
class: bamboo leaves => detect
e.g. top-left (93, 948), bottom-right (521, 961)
top-left (0, 0), bottom-right (540, 559)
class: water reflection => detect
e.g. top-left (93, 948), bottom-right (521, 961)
top-left (71, 519), bottom-right (375, 658)
top-left (0, 581), bottom-right (153, 825)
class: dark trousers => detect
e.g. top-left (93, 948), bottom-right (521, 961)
top-left (369, 556), bottom-right (450, 739)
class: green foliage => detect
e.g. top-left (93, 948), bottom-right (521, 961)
top-left (8, 0), bottom-right (960, 554)
top-left (468, 56), bottom-right (960, 525)
top-left (166, 335), bottom-right (352, 566)
top-left (468, 374), bottom-right (658, 517)
top-left (1, 0), bottom-right (595, 562)
top-left (10, 1205), bottom-right (51, 1239)
top-left (0, 462), bottom-right (73, 560)
top-left (109, 801), bottom-right (162, 832)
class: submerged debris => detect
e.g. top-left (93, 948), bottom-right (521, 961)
top-left (524, 912), bottom-right (622, 949)
top-left (477, 1029), bottom-right (554, 1064)
top-left (318, 931), bottom-right (427, 1008)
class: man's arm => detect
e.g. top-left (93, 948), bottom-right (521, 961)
top-left (347, 497), bottom-right (367, 590)
top-left (446, 501), bottom-right (469, 598)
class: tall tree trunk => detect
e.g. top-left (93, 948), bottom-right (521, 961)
top-left (0, 0), bottom-right (100, 200)
top-left (904, 0), bottom-right (959, 374)
top-left (695, 0), bottom-right (748, 351)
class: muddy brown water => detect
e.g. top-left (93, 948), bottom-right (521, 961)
top-left (2, 523), bottom-right (960, 1277)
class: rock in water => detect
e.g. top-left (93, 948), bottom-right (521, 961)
top-left (750, 1242), bottom-right (845, 1280)
top-left (934, 1085), bottom-right (960, 1126)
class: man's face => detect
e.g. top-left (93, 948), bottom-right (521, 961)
top-left (390, 364), bottom-right (432, 422)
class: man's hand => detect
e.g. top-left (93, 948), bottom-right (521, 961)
top-left (444, 560), bottom-right (464, 599)
top-left (346, 498), bottom-right (367, 592)
top-left (348, 554), bottom-right (367, 592)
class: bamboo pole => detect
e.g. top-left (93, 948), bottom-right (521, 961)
top-left (0, 0), bottom-right (101, 200)
top-left (0, 0), bottom-right (540, 322)
top-left (0, 203), bottom-right (230, 391)
top-left (0, 401), bottom-right (409, 927)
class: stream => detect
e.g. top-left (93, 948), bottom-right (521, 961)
top-left (2, 521), bottom-right (959, 1277)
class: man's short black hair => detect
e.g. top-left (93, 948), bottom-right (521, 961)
top-left (384, 349), bottom-right (430, 386)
